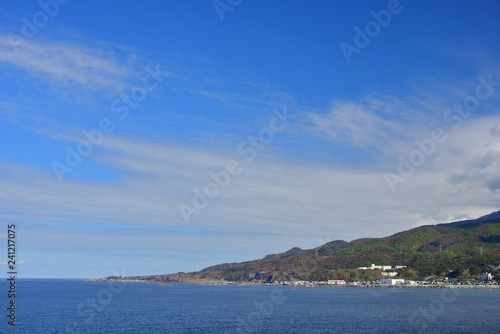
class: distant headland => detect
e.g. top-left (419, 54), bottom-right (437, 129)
top-left (89, 211), bottom-right (500, 288)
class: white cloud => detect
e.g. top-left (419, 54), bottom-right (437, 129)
top-left (1, 131), bottom-right (499, 258)
top-left (306, 69), bottom-right (500, 160)
top-left (0, 35), bottom-right (132, 93)
top-left (448, 119), bottom-right (500, 192)
top-left (307, 97), bottom-right (429, 154)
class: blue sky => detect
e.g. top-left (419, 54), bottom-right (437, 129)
top-left (1, 0), bottom-right (500, 278)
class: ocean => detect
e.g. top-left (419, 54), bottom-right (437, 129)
top-left (1, 279), bottom-right (499, 333)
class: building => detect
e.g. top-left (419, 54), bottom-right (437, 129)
top-left (357, 264), bottom-right (407, 271)
top-left (328, 280), bottom-right (346, 285)
top-left (479, 273), bottom-right (493, 281)
top-left (380, 279), bottom-right (405, 285)
top-left (357, 264), bottom-right (392, 271)
top-left (382, 272), bottom-right (398, 277)
top-left (494, 264), bottom-right (500, 270)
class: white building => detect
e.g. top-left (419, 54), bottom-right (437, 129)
top-left (382, 272), bottom-right (398, 277)
top-left (479, 273), bottom-right (493, 281)
top-left (357, 264), bottom-right (392, 271)
top-left (380, 279), bottom-right (405, 285)
top-left (328, 280), bottom-right (346, 285)
top-left (394, 265), bottom-right (407, 269)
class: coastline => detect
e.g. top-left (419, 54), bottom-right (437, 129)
top-left (83, 279), bottom-right (500, 289)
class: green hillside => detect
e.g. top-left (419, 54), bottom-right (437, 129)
top-left (105, 214), bottom-right (500, 283)
top-left (185, 218), bottom-right (500, 282)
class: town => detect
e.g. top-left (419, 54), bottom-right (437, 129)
top-left (233, 263), bottom-right (500, 288)
top-left (228, 263), bottom-right (500, 288)
top-left (95, 263), bottom-right (500, 289)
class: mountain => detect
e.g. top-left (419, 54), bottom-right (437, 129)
top-left (113, 211), bottom-right (500, 283)
top-left (433, 210), bottom-right (500, 227)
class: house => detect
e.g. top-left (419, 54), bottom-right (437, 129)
top-left (382, 272), bottom-right (398, 277)
top-left (357, 264), bottom-right (392, 271)
top-left (479, 273), bottom-right (493, 281)
top-left (328, 280), bottom-right (346, 285)
top-left (357, 264), bottom-right (407, 271)
top-left (494, 264), bottom-right (500, 270)
top-left (380, 279), bottom-right (405, 285)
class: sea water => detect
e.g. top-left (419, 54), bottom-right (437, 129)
top-left (1, 279), bottom-right (499, 333)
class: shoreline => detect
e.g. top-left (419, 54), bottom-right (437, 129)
top-left (83, 279), bottom-right (500, 289)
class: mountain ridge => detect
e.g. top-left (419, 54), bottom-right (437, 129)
top-left (432, 210), bottom-right (500, 227)
top-left (106, 210), bottom-right (500, 283)
top-left (186, 210), bottom-right (500, 282)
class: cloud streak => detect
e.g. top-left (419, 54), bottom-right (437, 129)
top-left (307, 97), bottom-right (430, 154)
top-left (0, 35), bottom-right (133, 93)
top-left (2, 127), bottom-right (499, 253)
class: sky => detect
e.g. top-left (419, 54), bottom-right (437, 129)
top-left (1, 0), bottom-right (500, 278)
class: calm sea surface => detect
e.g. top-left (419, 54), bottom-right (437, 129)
top-left (1, 279), bottom-right (499, 333)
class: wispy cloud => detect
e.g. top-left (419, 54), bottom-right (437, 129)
top-left (305, 66), bottom-right (500, 161)
top-left (0, 35), bottom-right (133, 93)
top-left (2, 131), bottom-right (499, 251)
top-left (307, 97), bottom-right (430, 154)
top-left (449, 120), bottom-right (500, 192)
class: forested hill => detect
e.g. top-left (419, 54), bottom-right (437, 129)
top-left (115, 211), bottom-right (500, 282)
